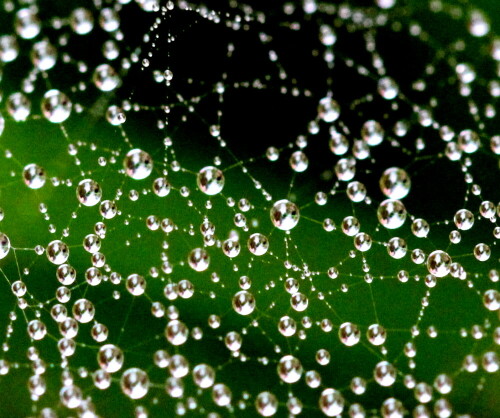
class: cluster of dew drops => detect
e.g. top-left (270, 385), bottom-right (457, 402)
top-left (0, 0), bottom-right (499, 417)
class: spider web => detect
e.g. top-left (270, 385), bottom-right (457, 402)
top-left (0, 0), bottom-right (498, 417)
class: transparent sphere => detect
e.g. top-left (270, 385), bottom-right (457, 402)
top-left (76, 179), bottom-right (102, 207)
top-left (0, 35), bottom-right (19, 63)
top-left (367, 324), bottom-right (387, 346)
top-left (123, 149), bottom-right (153, 180)
top-left (120, 368), bottom-right (149, 399)
top-left (458, 129), bottom-right (480, 154)
top-left (379, 167), bottom-right (411, 199)
top-left (454, 209), bottom-right (474, 230)
top-left (27, 319), bottom-right (47, 341)
top-left (93, 64), bottom-right (120, 92)
top-left (192, 363), bottom-right (215, 388)
top-left (339, 322), bottom-right (361, 346)
top-left (165, 319), bottom-right (189, 346)
top-left (232, 290), bottom-right (256, 315)
top-left (426, 250), bottom-right (451, 278)
top-left (106, 105), bottom-right (126, 125)
top-left (70, 7), bottom-right (94, 35)
top-left (72, 298), bottom-right (95, 323)
top-left (98, 344), bottom-right (124, 373)
top-left (374, 361), bottom-right (397, 387)
top-left (126, 274), bottom-right (146, 296)
top-left (289, 151), bottom-right (309, 172)
top-left (378, 77), bottom-right (399, 100)
top-left (319, 388), bottom-right (345, 417)
top-left (46, 240), bottom-right (69, 265)
top-left (188, 248), bottom-right (210, 272)
top-left (248, 233), bottom-right (269, 256)
top-left (23, 163), bottom-right (46, 189)
top-left (277, 355), bottom-right (303, 383)
top-left (318, 97), bottom-right (340, 122)
top-left (212, 383), bottom-right (232, 407)
top-left (7, 92), bottom-right (31, 121)
top-left (362, 120), bottom-right (384, 146)
top-left (270, 199), bottom-right (300, 231)
top-left (31, 40), bottom-right (57, 71)
top-left (15, 8), bottom-right (41, 40)
top-left (0, 233), bottom-right (10, 259)
top-left (255, 391), bottom-right (278, 417)
top-left (197, 166), bottom-right (224, 195)
top-left (377, 199), bottom-right (407, 229)
top-left (41, 89), bottom-right (72, 123)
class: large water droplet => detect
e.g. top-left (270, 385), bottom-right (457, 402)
top-left (379, 167), bottom-right (411, 199)
top-left (270, 199), bottom-right (300, 231)
top-left (123, 149), bottom-right (153, 180)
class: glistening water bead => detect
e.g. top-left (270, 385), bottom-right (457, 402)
top-left (427, 250), bottom-right (452, 278)
top-left (123, 148), bottom-right (153, 180)
top-left (379, 167), bottom-right (411, 199)
top-left (98, 344), bottom-right (124, 373)
top-left (377, 76), bottom-right (399, 100)
top-left (197, 166), bottom-right (224, 195)
top-left (41, 89), bottom-right (72, 123)
top-left (0, 233), bottom-right (10, 259)
top-left (377, 199), bottom-right (407, 229)
top-left (23, 163), bottom-right (46, 189)
top-left (188, 248), bottom-right (210, 271)
top-left (93, 64), bottom-right (120, 92)
top-left (277, 355), bottom-right (303, 383)
top-left (317, 96), bottom-right (340, 122)
top-left (120, 368), bottom-right (149, 400)
top-left (76, 179), bottom-right (102, 207)
top-left (232, 290), bottom-right (256, 315)
top-left (270, 199), bottom-right (300, 231)
top-left (46, 240), bottom-right (69, 265)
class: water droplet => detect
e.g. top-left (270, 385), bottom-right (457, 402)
top-left (7, 92), bottom-right (31, 121)
top-left (427, 250), bottom-right (451, 277)
top-left (378, 77), bottom-right (399, 100)
top-left (367, 324), bottom-right (387, 346)
top-left (362, 120), bottom-right (384, 146)
top-left (270, 199), bottom-right (300, 231)
top-left (46, 240), bottom-right (69, 265)
top-left (248, 233), bottom-right (269, 256)
top-left (197, 166), bottom-right (224, 195)
top-left (457, 130), bottom-right (480, 154)
top-left (289, 151), bottom-right (308, 172)
top-left (41, 89), bottom-right (71, 123)
top-left (165, 319), bottom-right (188, 346)
top-left (15, 8), bottom-right (41, 40)
top-left (454, 209), bottom-right (474, 230)
top-left (277, 355), bottom-right (303, 383)
top-left (72, 299), bottom-right (95, 323)
top-left (374, 361), bottom-right (397, 386)
top-left (23, 163), bottom-right (46, 189)
top-left (70, 8), bottom-right (94, 35)
top-left (76, 179), bottom-right (102, 207)
top-left (31, 40), bottom-right (57, 71)
top-left (188, 248), bottom-right (210, 271)
top-left (232, 290), bottom-right (256, 315)
top-left (319, 388), bottom-right (344, 416)
top-left (124, 149), bottom-right (153, 180)
top-left (255, 391), bottom-right (278, 417)
top-left (318, 97), bottom-right (340, 122)
top-left (192, 364), bottom-right (215, 388)
top-left (339, 322), bottom-right (360, 346)
top-left (120, 368), bottom-right (149, 399)
top-left (93, 64), bottom-right (120, 92)
top-left (377, 199), bottom-right (407, 229)
top-left (379, 167), bottom-right (411, 199)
